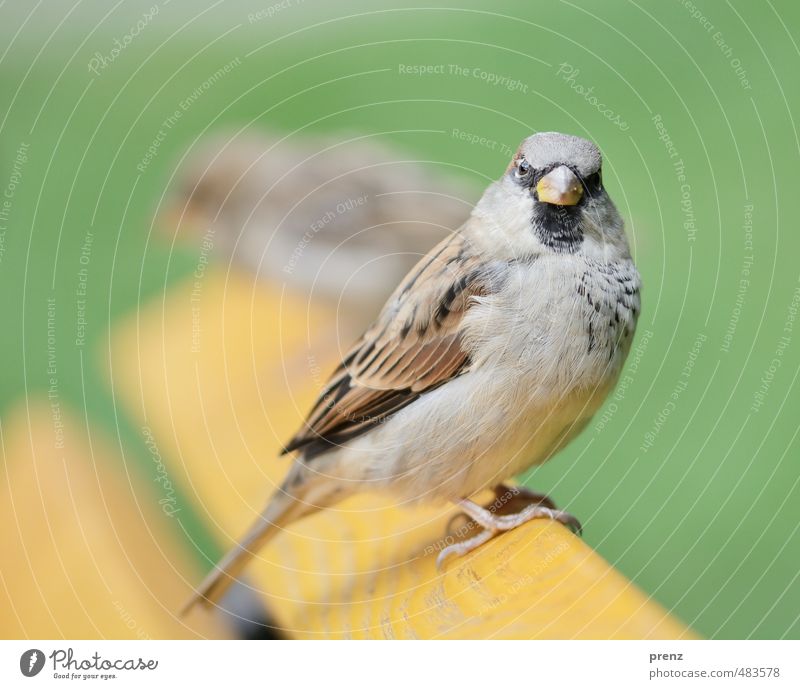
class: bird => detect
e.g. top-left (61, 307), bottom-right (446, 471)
top-left (186, 131), bottom-right (641, 611)
top-left (160, 131), bottom-right (475, 331)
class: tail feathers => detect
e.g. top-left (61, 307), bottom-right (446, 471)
top-left (182, 487), bottom-right (316, 615)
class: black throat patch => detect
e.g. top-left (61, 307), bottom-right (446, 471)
top-left (532, 203), bottom-right (584, 253)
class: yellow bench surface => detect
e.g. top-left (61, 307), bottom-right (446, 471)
top-left (0, 400), bottom-right (226, 639)
top-left (105, 268), bottom-right (696, 639)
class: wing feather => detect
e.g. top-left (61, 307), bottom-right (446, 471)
top-left (282, 232), bottom-right (494, 458)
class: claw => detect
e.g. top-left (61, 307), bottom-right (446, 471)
top-left (554, 509), bottom-right (583, 536)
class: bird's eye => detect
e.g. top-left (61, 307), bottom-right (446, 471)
top-left (515, 158), bottom-right (532, 182)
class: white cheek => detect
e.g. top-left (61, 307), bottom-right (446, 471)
top-left (470, 180), bottom-right (542, 259)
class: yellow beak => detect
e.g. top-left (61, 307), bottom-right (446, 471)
top-left (536, 165), bottom-right (583, 206)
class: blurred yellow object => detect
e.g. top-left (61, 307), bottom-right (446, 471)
top-left (108, 268), bottom-right (697, 639)
top-left (0, 400), bottom-right (225, 639)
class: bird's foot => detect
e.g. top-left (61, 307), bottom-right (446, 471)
top-left (436, 491), bottom-right (582, 569)
top-left (459, 497), bottom-right (582, 535)
top-left (443, 483), bottom-right (555, 534)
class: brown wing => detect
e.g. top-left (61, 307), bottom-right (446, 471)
top-left (283, 232), bottom-right (493, 459)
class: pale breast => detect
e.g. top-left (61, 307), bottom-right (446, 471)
top-left (335, 254), bottom-right (640, 502)
top-left (469, 256), bottom-right (640, 393)
top-left (438, 255), bottom-right (641, 491)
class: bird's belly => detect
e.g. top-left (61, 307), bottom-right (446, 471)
top-left (340, 358), bottom-right (614, 503)
top-left (333, 259), bottom-right (638, 503)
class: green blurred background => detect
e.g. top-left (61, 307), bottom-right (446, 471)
top-left (1, 0), bottom-right (798, 639)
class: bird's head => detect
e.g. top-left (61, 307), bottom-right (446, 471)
top-left (475, 132), bottom-right (628, 260)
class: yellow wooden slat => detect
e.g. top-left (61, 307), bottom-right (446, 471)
top-left (105, 270), bottom-right (339, 563)
top-left (227, 493), bottom-right (696, 639)
top-left (108, 268), bottom-right (697, 639)
top-left (0, 399), bottom-right (227, 639)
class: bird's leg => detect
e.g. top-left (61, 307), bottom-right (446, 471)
top-left (493, 483), bottom-right (557, 511)
top-left (436, 495), bottom-right (582, 569)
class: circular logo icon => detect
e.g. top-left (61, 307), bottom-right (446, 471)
top-left (20, 649), bottom-right (45, 677)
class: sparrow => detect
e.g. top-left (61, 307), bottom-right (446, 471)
top-left (161, 131), bottom-right (473, 323)
top-left (187, 131), bottom-right (641, 611)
